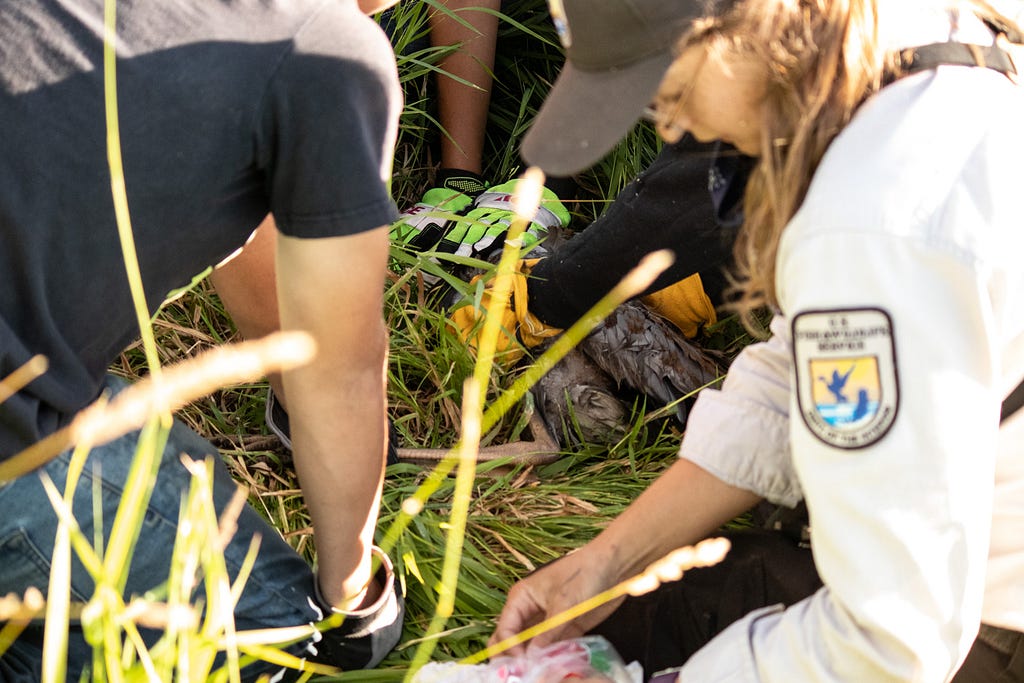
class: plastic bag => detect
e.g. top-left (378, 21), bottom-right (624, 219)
top-left (412, 635), bottom-right (642, 683)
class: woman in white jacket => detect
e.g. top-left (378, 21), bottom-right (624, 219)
top-left (493, 1), bottom-right (1024, 680)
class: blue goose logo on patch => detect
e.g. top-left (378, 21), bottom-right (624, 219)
top-left (811, 357), bottom-right (880, 427)
top-left (793, 309), bottom-right (899, 449)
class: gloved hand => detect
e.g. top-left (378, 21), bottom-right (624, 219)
top-left (389, 186), bottom-right (475, 253)
top-left (448, 258), bottom-right (563, 363)
top-left (389, 169), bottom-right (490, 253)
top-left (444, 180), bottom-right (571, 261)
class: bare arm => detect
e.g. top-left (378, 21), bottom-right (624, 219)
top-left (209, 216), bottom-right (294, 402)
top-left (492, 457), bottom-right (760, 651)
top-left (276, 226), bottom-right (390, 609)
top-left (431, 0), bottom-right (500, 174)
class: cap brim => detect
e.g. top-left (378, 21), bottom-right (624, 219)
top-left (521, 49), bottom-right (674, 177)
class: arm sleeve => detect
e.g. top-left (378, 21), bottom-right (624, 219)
top-left (528, 138), bottom-right (743, 328)
top-left (679, 230), bottom-right (998, 682)
top-left (679, 315), bottom-right (803, 506)
top-left (675, 61), bottom-right (1024, 681)
top-left (259, 2), bottom-right (401, 238)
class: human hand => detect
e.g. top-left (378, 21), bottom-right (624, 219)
top-left (489, 547), bottom-right (625, 657)
top-left (444, 180), bottom-right (571, 260)
top-left (448, 258), bottom-right (561, 362)
top-left (390, 186), bottom-right (475, 254)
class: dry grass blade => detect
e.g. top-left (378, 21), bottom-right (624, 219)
top-left (0, 588), bottom-right (46, 621)
top-left (405, 376), bottom-right (484, 678)
top-left (623, 537), bottom-right (732, 596)
top-left (119, 599), bottom-right (200, 632)
top-left (0, 355), bottom-right (48, 405)
top-left (0, 589), bottom-right (47, 667)
top-left (0, 332), bottom-right (315, 482)
top-left (377, 171), bottom-right (546, 560)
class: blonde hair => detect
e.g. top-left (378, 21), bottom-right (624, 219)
top-left (665, 0), bottom-right (1019, 334)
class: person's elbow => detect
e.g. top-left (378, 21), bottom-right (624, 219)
top-left (815, 592), bottom-right (974, 682)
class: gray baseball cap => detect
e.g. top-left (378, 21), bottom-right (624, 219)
top-left (521, 0), bottom-right (704, 176)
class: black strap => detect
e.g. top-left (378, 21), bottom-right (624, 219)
top-left (888, 41), bottom-right (1021, 423)
top-left (898, 41), bottom-right (1017, 78)
top-left (1002, 379), bottom-right (1024, 424)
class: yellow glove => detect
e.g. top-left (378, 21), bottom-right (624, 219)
top-left (448, 259), bottom-right (562, 362)
top-left (640, 273), bottom-right (717, 339)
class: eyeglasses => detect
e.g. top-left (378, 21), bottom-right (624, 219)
top-left (641, 81), bottom-right (696, 141)
top-left (641, 52), bottom-right (704, 141)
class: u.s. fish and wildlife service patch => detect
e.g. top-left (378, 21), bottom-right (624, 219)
top-left (793, 308), bottom-right (899, 449)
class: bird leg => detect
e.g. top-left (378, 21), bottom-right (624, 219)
top-left (395, 409), bottom-right (561, 467)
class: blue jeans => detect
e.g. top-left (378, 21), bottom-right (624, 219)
top-left (0, 378), bottom-right (339, 681)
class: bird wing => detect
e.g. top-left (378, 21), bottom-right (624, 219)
top-left (531, 344), bottom-right (628, 446)
top-left (579, 300), bottom-right (723, 422)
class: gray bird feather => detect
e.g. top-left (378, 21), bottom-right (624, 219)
top-left (531, 299), bottom-right (724, 446)
top-left (578, 299), bottom-right (723, 425)
top-left (531, 345), bottom-right (628, 447)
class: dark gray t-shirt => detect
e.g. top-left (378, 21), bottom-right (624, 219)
top-left (0, 0), bottom-right (401, 457)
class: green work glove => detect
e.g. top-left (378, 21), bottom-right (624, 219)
top-left (390, 170), bottom-right (489, 284)
top-left (448, 258), bottom-right (562, 363)
top-left (443, 180), bottom-right (571, 260)
top-left (389, 186), bottom-right (475, 252)
top-left (389, 169), bottom-right (489, 252)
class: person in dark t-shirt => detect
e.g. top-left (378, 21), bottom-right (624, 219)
top-left (0, 0), bottom-right (405, 679)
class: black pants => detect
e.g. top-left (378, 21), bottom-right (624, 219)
top-left (591, 529), bottom-right (1024, 682)
top-left (956, 626), bottom-right (1024, 683)
top-left (590, 529), bottom-right (821, 677)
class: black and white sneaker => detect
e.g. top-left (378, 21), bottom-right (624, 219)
top-left (265, 388), bottom-right (294, 450)
top-left (265, 390), bottom-right (400, 465)
top-left (309, 546), bottom-right (405, 670)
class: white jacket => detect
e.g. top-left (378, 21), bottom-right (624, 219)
top-left (677, 11), bottom-right (1024, 683)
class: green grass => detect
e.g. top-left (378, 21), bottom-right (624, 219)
top-left (74, 2), bottom-right (749, 680)
top-left (133, 272), bottom-right (692, 681)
